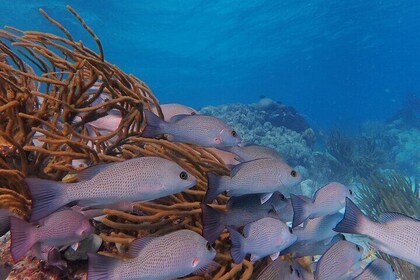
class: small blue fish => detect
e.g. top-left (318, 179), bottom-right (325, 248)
top-left (353, 258), bottom-right (396, 280)
top-left (281, 234), bottom-right (346, 258)
top-left (291, 182), bottom-right (353, 227)
top-left (228, 217), bottom-right (297, 263)
top-left (88, 230), bottom-right (218, 280)
top-left (333, 198), bottom-right (420, 267)
top-left (314, 240), bottom-right (363, 280)
top-left (10, 209), bottom-right (93, 261)
top-left (256, 259), bottom-right (302, 280)
top-left (142, 110), bottom-right (241, 147)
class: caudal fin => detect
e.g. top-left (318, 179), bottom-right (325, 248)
top-left (25, 178), bottom-right (67, 222)
top-left (0, 209), bottom-right (10, 237)
top-left (88, 253), bottom-right (119, 280)
top-left (10, 216), bottom-right (37, 261)
top-left (227, 227), bottom-right (247, 263)
top-left (333, 198), bottom-right (370, 234)
top-left (142, 109), bottom-right (166, 138)
top-left (291, 194), bottom-right (311, 228)
top-left (201, 203), bottom-right (226, 243)
top-left (204, 173), bottom-right (227, 203)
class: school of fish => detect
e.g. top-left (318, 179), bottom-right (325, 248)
top-left (0, 102), bottom-right (418, 280)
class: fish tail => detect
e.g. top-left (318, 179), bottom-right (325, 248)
top-left (227, 227), bottom-right (247, 263)
top-left (25, 178), bottom-right (68, 222)
top-left (333, 198), bottom-right (370, 234)
top-left (290, 194), bottom-right (310, 228)
top-left (87, 253), bottom-right (119, 280)
top-left (142, 109), bottom-right (166, 138)
top-left (10, 216), bottom-right (37, 261)
top-left (0, 209), bottom-right (11, 237)
top-left (201, 203), bottom-right (226, 243)
top-left (204, 173), bottom-right (228, 203)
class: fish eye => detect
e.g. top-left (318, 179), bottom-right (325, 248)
top-left (289, 265), bottom-right (294, 273)
top-left (89, 219), bottom-right (95, 227)
top-left (391, 266), bottom-right (395, 272)
top-left (179, 171), bottom-right (188, 180)
top-left (231, 130), bottom-right (237, 137)
top-left (288, 227), bottom-right (293, 234)
top-left (206, 242), bottom-right (212, 251)
top-left (296, 269), bottom-right (301, 278)
top-left (290, 170), bottom-right (297, 177)
top-left (349, 189), bottom-right (353, 195)
top-left (279, 193), bottom-right (285, 200)
top-left (191, 112), bottom-right (196, 115)
top-left (341, 235), bottom-right (346, 241)
top-left (356, 245), bottom-right (361, 252)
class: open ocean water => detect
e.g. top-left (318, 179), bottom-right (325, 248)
top-left (0, 1), bottom-right (419, 280)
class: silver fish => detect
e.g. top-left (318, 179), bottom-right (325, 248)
top-left (291, 182), bottom-right (353, 227)
top-left (293, 213), bottom-right (344, 243)
top-left (205, 158), bottom-right (302, 203)
top-left (88, 230), bottom-right (217, 280)
top-left (281, 234), bottom-right (346, 258)
top-left (314, 240), bottom-right (363, 280)
top-left (256, 259), bottom-right (302, 280)
top-left (26, 156), bottom-right (197, 221)
top-left (333, 198), bottom-right (420, 267)
top-left (353, 258), bottom-right (396, 280)
top-left (10, 209), bottom-right (93, 261)
top-left (152, 103), bottom-right (198, 121)
top-left (228, 217), bottom-right (297, 263)
top-left (142, 110), bottom-right (241, 147)
top-left (222, 143), bottom-right (285, 162)
top-left (201, 192), bottom-right (287, 243)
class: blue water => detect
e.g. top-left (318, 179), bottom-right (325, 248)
top-left (2, 0), bottom-right (420, 129)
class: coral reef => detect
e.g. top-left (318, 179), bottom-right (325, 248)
top-left (0, 6), bottom-right (262, 280)
top-left (355, 171), bottom-right (419, 280)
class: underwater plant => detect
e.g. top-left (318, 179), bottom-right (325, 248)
top-left (0, 6), bottom-right (269, 279)
top-left (356, 171), bottom-right (419, 279)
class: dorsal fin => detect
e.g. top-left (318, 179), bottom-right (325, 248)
top-left (168, 114), bottom-right (191, 123)
top-left (78, 163), bottom-right (115, 181)
top-left (128, 236), bottom-right (156, 257)
top-left (379, 212), bottom-right (418, 224)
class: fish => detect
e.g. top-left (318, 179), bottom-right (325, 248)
top-left (26, 156), bottom-right (197, 221)
top-left (353, 258), bottom-right (396, 280)
top-left (281, 234), bottom-right (346, 258)
top-left (201, 195), bottom-right (283, 243)
top-left (333, 198), bottom-right (420, 267)
top-left (0, 262), bottom-right (12, 280)
top-left (0, 208), bottom-right (11, 237)
top-left (293, 213), bottom-right (344, 243)
top-left (207, 148), bottom-right (241, 168)
top-left (228, 217), bottom-right (297, 263)
top-left (291, 182), bottom-right (353, 227)
top-left (10, 209), bottom-right (94, 261)
top-left (314, 240), bottom-right (364, 280)
top-left (292, 260), bottom-right (315, 280)
top-left (29, 243), bottom-right (67, 269)
top-left (142, 110), bottom-right (241, 147)
top-left (221, 143), bottom-right (285, 162)
top-left (88, 229), bottom-right (218, 280)
top-left (204, 158), bottom-right (302, 203)
top-left (152, 103), bottom-right (198, 121)
top-left (256, 259), bottom-right (302, 280)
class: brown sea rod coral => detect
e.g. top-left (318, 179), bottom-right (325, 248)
top-left (0, 6), bottom-right (264, 279)
top-left (356, 171), bottom-right (419, 280)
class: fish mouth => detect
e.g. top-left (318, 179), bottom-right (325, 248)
top-left (186, 178), bottom-right (198, 189)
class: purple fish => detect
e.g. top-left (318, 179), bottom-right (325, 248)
top-left (26, 156), bottom-right (197, 221)
top-left (205, 158), bottom-right (302, 203)
top-left (10, 209), bottom-right (93, 261)
top-left (291, 182), bottom-right (353, 227)
top-left (142, 110), bottom-right (241, 147)
top-left (228, 217), bottom-right (297, 263)
top-left (314, 240), bottom-right (363, 280)
top-left (152, 103), bottom-right (198, 121)
top-left (88, 230), bottom-right (218, 280)
top-left (293, 213), bottom-right (343, 243)
top-left (353, 258), bottom-right (396, 280)
top-left (256, 259), bottom-right (302, 280)
top-left (281, 234), bottom-right (346, 258)
top-left (333, 198), bottom-right (420, 267)
top-left (222, 143), bottom-right (285, 162)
